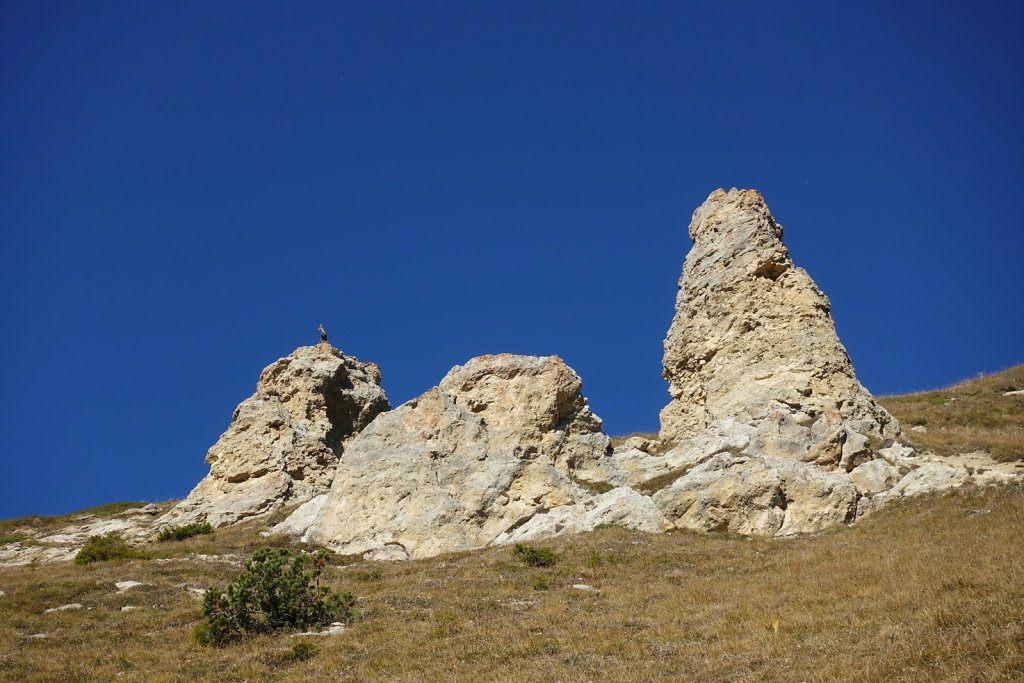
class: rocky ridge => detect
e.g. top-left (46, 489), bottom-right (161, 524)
top-left (4, 188), bottom-right (1020, 567)
top-left (296, 354), bottom-right (644, 560)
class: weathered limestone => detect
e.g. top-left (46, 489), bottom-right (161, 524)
top-left (659, 188), bottom-right (900, 465)
top-left (493, 487), bottom-right (670, 545)
top-left (159, 343), bottom-right (389, 528)
top-left (300, 354), bottom-right (613, 560)
top-left (651, 453), bottom-right (859, 536)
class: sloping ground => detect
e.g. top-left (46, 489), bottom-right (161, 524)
top-left (1, 372), bottom-right (1022, 680)
top-left (0, 502), bottom-right (152, 542)
top-left (878, 364), bottom-right (1024, 462)
top-left (1, 484), bottom-right (1023, 682)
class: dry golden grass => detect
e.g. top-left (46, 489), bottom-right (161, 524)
top-left (1, 374), bottom-right (1022, 680)
top-left (2, 484), bottom-right (1023, 681)
top-left (879, 365), bottom-right (1024, 462)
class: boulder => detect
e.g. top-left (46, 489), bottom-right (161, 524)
top-left (493, 487), bottom-right (671, 545)
top-left (300, 354), bottom-right (612, 560)
top-left (602, 417), bottom-right (754, 488)
top-left (159, 343), bottom-right (389, 528)
top-left (652, 454), bottom-right (859, 536)
top-left (849, 459), bottom-right (901, 494)
top-left (659, 189), bottom-right (900, 459)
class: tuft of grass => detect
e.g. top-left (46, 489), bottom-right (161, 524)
top-left (570, 476), bottom-right (615, 495)
top-left (0, 533), bottom-right (29, 544)
top-left (879, 364), bottom-right (1024, 462)
top-left (350, 567), bottom-right (383, 582)
top-left (282, 641), bottom-right (319, 662)
top-left (585, 551), bottom-right (618, 568)
top-left (635, 466), bottom-right (691, 494)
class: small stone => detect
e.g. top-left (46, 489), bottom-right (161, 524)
top-left (624, 436), bottom-right (652, 453)
top-left (1003, 390), bottom-right (1024, 396)
top-left (911, 425), bottom-right (928, 433)
top-left (44, 603), bottom-right (83, 613)
top-left (571, 584), bottom-right (595, 591)
top-left (850, 460), bottom-right (901, 495)
top-left (115, 581), bottom-right (144, 592)
top-left (292, 622), bottom-right (346, 637)
top-left (28, 633), bottom-right (47, 639)
top-left (121, 606), bottom-right (139, 612)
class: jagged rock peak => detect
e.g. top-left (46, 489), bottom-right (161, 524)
top-left (688, 187), bottom-right (782, 242)
top-left (660, 188), bottom-right (900, 466)
top-left (298, 353), bottom-right (616, 560)
top-left (158, 343), bottom-right (390, 528)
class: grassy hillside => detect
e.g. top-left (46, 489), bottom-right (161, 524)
top-left (1, 486), bottom-right (1022, 681)
top-left (878, 364), bottom-right (1024, 462)
top-left (1, 374), bottom-right (1023, 681)
top-left (0, 503), bottom-right (152, 545)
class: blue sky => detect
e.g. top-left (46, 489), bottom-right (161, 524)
top-left (2, 1), bottom-right (1021, 518)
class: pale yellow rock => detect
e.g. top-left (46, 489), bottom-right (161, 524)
top-left (660, 189), bottom-right (900, 461)
top-left (158, 343), bottom-right (389, 528)
top-left (303, 354), bottom-right (611, 560)
top-left (652, 454), bottom-right (859, 536)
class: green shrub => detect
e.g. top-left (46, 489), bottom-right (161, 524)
top-left (156, 520), bottom-right (213, 542)
top-left (532, 574), bottom-right (550, 591)
top-left (282, 641), bottom-right (319, 662)
top-left (512, 544), bottom-right (557, 568)
top-left (191, 620), bottom-right (215, 646)
top-left (74, 532), bottom-right (150, 564)
top-left (197, 547), bottom-right (355, 645)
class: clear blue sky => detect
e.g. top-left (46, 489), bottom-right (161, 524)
top-left (2, 1), bottom-right (1021, 518)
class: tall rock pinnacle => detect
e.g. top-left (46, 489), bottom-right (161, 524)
top-left (660, 188), bottom-right (899, 468)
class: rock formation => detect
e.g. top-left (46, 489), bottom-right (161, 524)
top-left (295, 354), bottom-right (622, 560)
top-left (158, 343), bottom-right (389, 528)
top-left (660, 188), bottom-right (900, 469)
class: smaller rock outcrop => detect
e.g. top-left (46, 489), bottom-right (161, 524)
top-left (296, 354), bottom-right (617, 560)
top-left (159, 343), bottom-right (389, 528)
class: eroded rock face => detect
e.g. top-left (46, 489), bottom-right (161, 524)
top-left (159, 343), bottom-right (389, 528)
top-left (301, 354), bottom-right (613, 560)
top-left (660, 188), bottom-right (900, 466)
top-left (651, 453), bottom-right (859, 536)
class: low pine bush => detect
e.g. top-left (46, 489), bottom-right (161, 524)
top-left (195, 547), bottom-right (355, 645)
top-left (74, 532), bottom-right (150, 564)
top-left (512, 544), bottom-right (557, 567)
top-left (156, 519), bottom-right (213, 542)
top-left (283, 641), bottom-right (320, 662)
